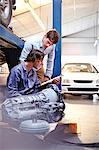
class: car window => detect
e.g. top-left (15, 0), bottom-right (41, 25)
top-left (62, 63), bottom-right (98, 73)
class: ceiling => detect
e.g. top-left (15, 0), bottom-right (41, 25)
top-left (14, 0), bottom-right (52, 15)
top-left (9, 0), bottom-right (99, 41)
top-left (10, 0), bottom-right (52, 40)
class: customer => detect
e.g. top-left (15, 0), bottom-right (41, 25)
top-left (19, 29), bottom-right (60, 82)
top-left (7, 49), bottom-right (44, 97)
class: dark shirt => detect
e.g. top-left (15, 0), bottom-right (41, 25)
top-left (7, 63), bottom-right (41, 97)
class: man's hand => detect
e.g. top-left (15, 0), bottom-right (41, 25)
top-left (52, 77), bottom-right (61, 85)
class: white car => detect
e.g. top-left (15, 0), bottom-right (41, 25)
top-left (62, 63), bottom-right (99, 96)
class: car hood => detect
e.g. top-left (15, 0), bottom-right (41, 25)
top-left (62, 72), bottom-right (99, 80)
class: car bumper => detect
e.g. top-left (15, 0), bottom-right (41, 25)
top-left (62, 84), bottom-right (99, 94)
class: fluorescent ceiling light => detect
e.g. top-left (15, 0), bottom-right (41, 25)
top-left (94, 37), bottom-right (99, 47)
top-left (94, 40), bottom-right (98, 47)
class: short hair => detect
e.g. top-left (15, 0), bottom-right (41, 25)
top-left (25, 49), bottom-right (44, 62)
top-left (46, 29), bottom-right (60, 44)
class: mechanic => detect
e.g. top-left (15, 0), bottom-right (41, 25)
top-left (19, 29), bottom-right (60, 83)
top-left (7, 49), bottom-right (44, 97)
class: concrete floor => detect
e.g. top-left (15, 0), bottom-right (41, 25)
top-left (0, 94), bottom-right (99, 150)
top-left (62, 95), bottom-right (99, 144)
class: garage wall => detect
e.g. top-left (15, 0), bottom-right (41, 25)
top-left (62, 42), bottom-right (96, 55)
top-left (61, 27), bottom-right (99, 69)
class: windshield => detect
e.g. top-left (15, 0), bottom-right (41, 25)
top-left (62, 63), bottom-right (98, 73)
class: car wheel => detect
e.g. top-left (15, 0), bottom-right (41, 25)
top-left (12, 0), bottom-right (15, 5)
top-left (19, 120), bottom-right (50, 134)
top-left (89, 94), bottom-right (93, 99)
top-left (0, 0), bottom-right (12, 27)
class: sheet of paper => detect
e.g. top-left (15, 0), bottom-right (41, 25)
top-left (41, 76), bottom-right (61, 86)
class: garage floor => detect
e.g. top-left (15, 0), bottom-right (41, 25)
top-left (0, 94), bottom-right (99, 150)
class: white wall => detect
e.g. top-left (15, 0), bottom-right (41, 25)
top-left (61, 27), bottom-right (99, 70)
top-left (61, 55), bottom-right (97, 67)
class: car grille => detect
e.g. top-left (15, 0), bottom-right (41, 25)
top-left (74, 80), bottom-right (92, 83)
top-left (68, 88), bottom-right (98, 92)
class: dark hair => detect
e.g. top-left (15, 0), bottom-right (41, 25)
top-left (25, 49), bottom-right (44, 62)
top-left (46, 29), bottom-right (60, 44)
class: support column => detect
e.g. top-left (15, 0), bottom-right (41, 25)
top-left (53, 0), bottom-right (62, 89)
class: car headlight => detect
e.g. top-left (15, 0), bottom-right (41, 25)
top-left (96, 79), bottom-right (99, 85)
top-left (62, 79), bottom-right (70, 84)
